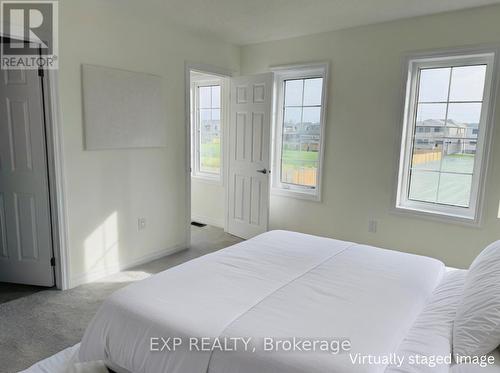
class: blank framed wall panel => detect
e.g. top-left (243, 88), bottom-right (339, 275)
top-left (82, 64), bottom-right (167, 150)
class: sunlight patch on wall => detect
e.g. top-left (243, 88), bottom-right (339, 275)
top-left (83, 211), bottom-right (119, 279)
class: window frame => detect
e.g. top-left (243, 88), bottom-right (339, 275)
top-left (191, 78), bottom-right (225, 184)
top-left (396, 50), bottom-right (498, 223)
top-left (271, 63), bottom-right (329, 201)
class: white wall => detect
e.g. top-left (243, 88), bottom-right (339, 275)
top-left (59, 2), bottom-right (500, 285)
top-left (59, 0), bottom-right (239, 287)
top-left (240, 4), bottom-right (500, 269)
top-left (191, 181), bottom-right (225, 228)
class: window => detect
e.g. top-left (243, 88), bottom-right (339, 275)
top-left (397, 52), bottom-right (496, 221)
top-left (192, 80), bottom-right (223, 181)
top-left (272, 64), bottom-right (328, 200)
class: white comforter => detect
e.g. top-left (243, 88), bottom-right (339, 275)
top-left (78, 230), bottom-right (445, 373)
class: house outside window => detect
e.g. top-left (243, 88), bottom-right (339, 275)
top-left (191, 79), bottom-right (225, 182)
top-left (396, 51), bottom-right (497, 222)
top-left (272, 63), bottom-right (329, 201)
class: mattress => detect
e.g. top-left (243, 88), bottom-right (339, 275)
top-left (78, 230), bottom-right (446, 373)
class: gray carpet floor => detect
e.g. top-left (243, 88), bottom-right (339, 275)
top-left (0, 283), bottom-right (45, 305)
top-left (0, 226), bottom-right (242, 373)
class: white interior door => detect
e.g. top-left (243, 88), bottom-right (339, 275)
top-left (0, 67), bottom-right (54, 286)
top-left (227, 73), bottom-right (273, 239)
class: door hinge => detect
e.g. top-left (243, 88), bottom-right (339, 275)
top-left (38, 68), bottom-right (44, 77)
top-left (50, 257), bottom-right (56, 267)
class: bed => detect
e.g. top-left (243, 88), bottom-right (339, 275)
top-left (21, 230), bottom-right (500, 372)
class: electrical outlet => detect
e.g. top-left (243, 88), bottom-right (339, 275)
top-left (138, 217), bottom-right (146, 231)
top-left (368, 219), bottom-right (377, 233)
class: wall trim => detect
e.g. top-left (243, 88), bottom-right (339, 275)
top-left (191, 214), bottom-right (225, 229)
top-left (45, 70), bottom-right (71, 290)
top-left (69, 243), bottom-right (186, 288)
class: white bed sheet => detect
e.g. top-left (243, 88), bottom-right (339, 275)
top-left (78, 230), bottom-right (445, 373)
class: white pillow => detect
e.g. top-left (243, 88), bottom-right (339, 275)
top-left (453, 240), bottom-right (500, 357)
top-left (451, 349), bottom-right (500, 372)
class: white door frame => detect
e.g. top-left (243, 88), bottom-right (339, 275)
top-left (184, 62), bottom-right (233, 246)
top-left (43, 69), bottom-right (70, 290)
top-left (0, 33), bottom-right (70, 290)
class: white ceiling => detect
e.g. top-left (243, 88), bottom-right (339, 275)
top-left (123, 0), bottom-right (500, 45)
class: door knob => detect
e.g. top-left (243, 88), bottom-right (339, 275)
top-left (256, 168), bottom-right (268, 174)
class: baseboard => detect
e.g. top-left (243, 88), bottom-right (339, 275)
top-left (69, 242), bottom-right (187, 288)
top-left (191, 214), bottom-right (224, 229)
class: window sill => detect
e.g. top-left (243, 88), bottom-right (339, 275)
top-left (393, 204), bottom-right (481, 228)
top-left (271, 187), bottom-right (321, 202)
